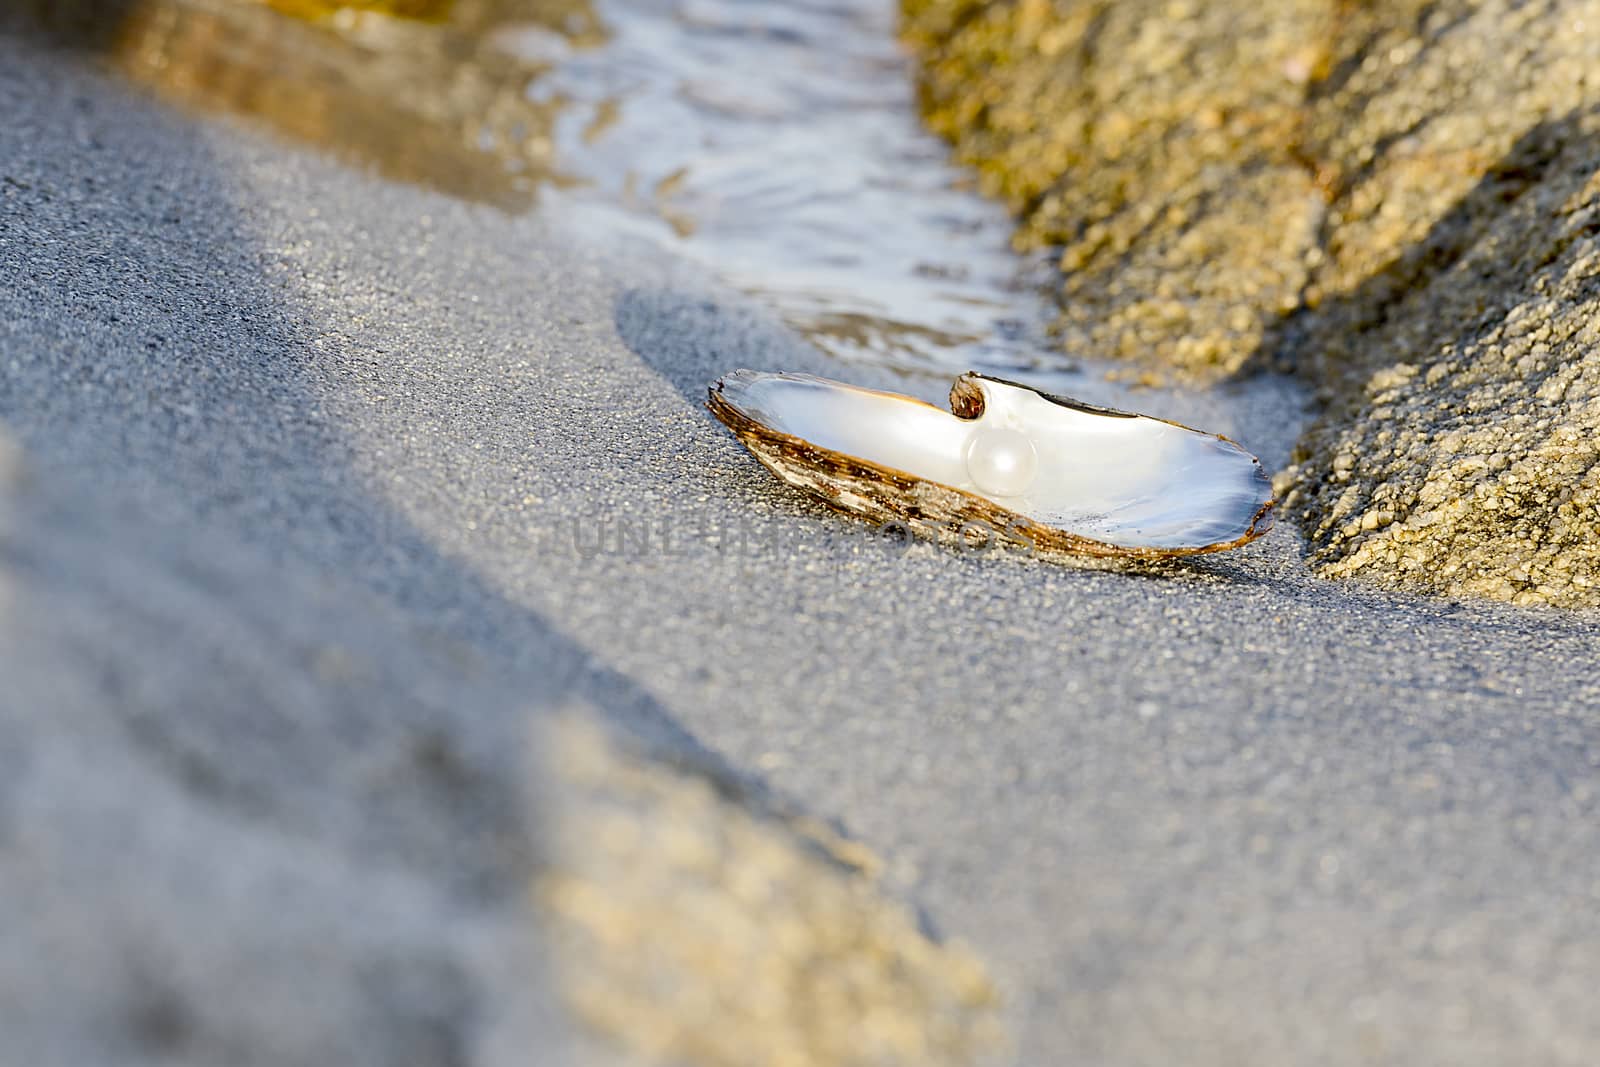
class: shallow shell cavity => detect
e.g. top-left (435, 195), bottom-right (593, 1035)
top-left (710, 370), bottom-right (1275, 553)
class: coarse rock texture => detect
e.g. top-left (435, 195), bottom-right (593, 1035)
top-left (903, 0), bottom-right (1331, 372)
top-left (901, 0), bottom-right (1600, 607)
top-left (1278, 118), bottom-right (1600, 607)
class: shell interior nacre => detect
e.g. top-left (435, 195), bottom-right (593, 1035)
top-left (709, 370), bottom-right (1275, 556)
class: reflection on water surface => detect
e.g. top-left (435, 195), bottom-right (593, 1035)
top-left (13, 0), bottom-right (1065, 378)
top-left (530, 0), bottom-right (1063, 375)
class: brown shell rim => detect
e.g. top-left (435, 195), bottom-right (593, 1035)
top-left (707, 372), bottom-right (1277, 560)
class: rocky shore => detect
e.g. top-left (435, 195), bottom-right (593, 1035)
top-left (903, 0), bottom-right (1600, 607)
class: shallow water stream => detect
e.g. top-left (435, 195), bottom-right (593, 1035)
top-left (52, 0), bottom-right (1054, 370)
top-left (529, 0), bottom-right (1062, 377)
top-left (45, 0), bottom-right (1306, 462)
top-left (513, 0), bottom-right (1308, 464)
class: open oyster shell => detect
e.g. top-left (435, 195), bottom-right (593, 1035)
top-left (707, 370), bottom-right (1274, 559)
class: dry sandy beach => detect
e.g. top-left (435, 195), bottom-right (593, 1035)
top-left (4, 19), bottom-right (1600, 1067)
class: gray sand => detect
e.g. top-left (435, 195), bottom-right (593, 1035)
top-left (5, 32), bottom-right (1600, 1067)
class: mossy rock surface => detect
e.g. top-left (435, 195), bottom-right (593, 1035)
top-left (903, 0), bottom-right (1600, 608)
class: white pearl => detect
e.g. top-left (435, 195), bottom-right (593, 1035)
top-left (964, 427), bottom-right (1037, 498)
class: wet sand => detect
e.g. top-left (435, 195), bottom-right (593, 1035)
top-left (5, 30), bottom-right (1600, 1067)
